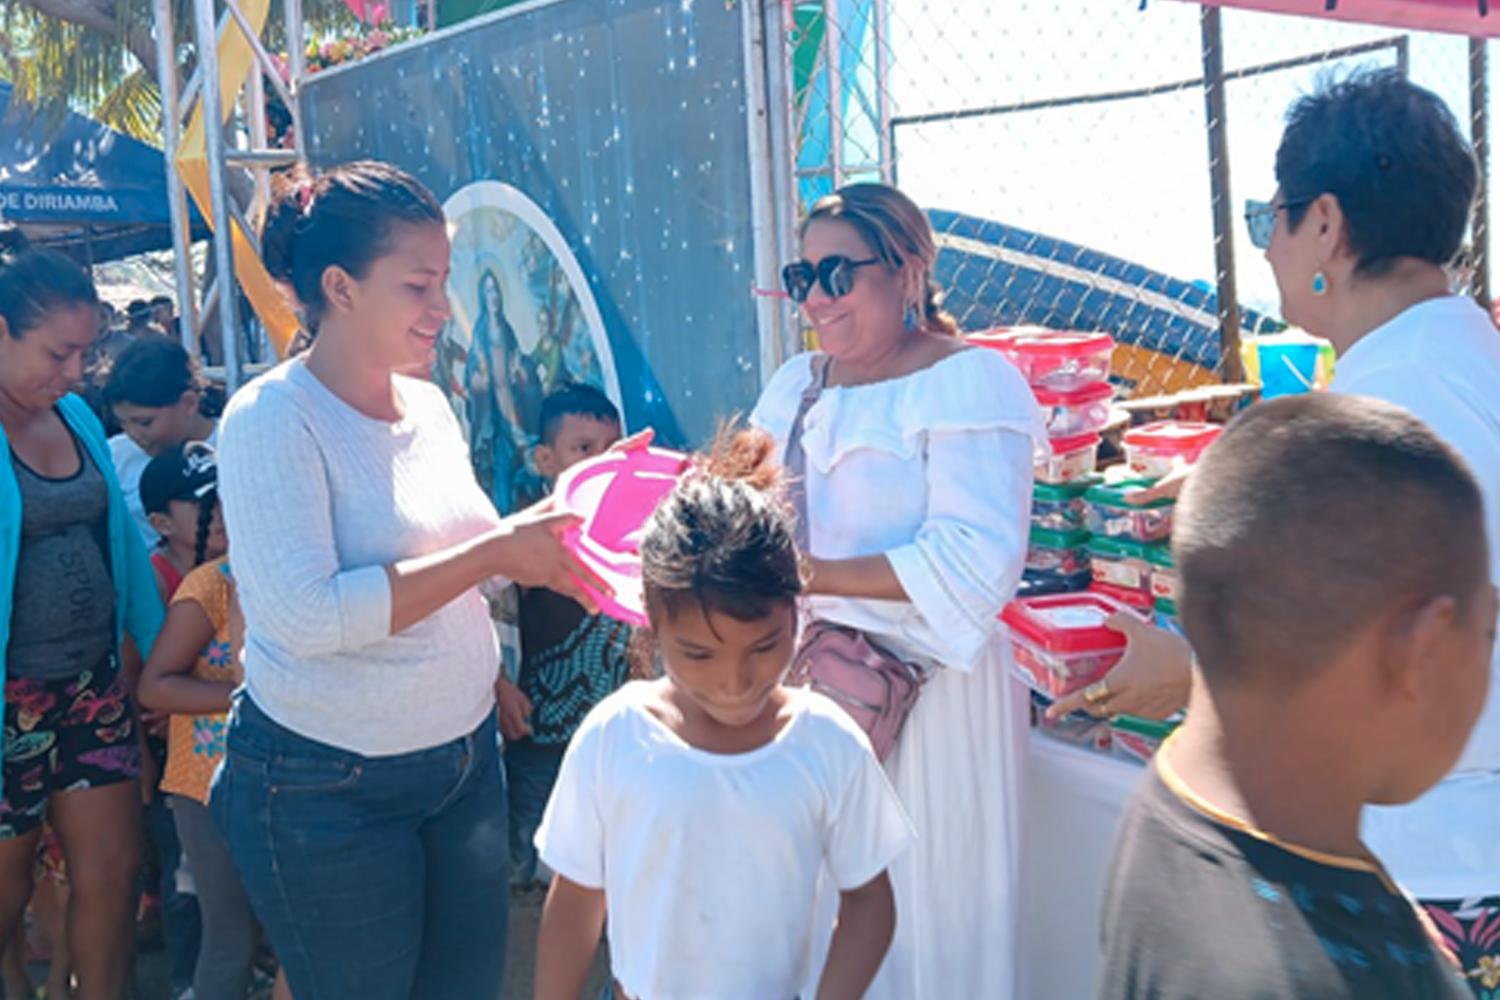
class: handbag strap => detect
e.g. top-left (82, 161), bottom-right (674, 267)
top-left (784, 354), bottom-right (832, 552)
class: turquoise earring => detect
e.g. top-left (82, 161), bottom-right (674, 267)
top-left (1312, 270), bottom-right (1328, 296)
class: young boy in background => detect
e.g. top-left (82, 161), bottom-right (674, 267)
top-left (497, 383), bottom-right (636, 891)
top-left (1098, 394), bottom-right (1493, 1000)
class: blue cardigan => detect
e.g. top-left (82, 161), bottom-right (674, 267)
top-left (0, 394), bottom-right (165, 797)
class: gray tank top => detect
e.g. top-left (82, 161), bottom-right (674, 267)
top-left (7, 430), bottom-right (117, 680)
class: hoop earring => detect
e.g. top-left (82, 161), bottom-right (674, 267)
top-left (1312, 270), bottom-right (1329, 297)
top-left (903, 301), bottom-right (920, 329)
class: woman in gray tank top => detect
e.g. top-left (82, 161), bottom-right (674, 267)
top-left (0, 230), bottom-right (166, 1000)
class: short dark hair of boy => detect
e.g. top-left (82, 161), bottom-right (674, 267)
top-left (1175, 394), bottom-right (1487, 689)
top-left (1275, 69), bottom-right (1476, 279)
top-left (538, 382), bottom-right (620, 445)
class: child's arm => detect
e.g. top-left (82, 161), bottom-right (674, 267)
top-left (534, 875), bottom-right (607, 1000)
top-left (138, 601), bottom-right (236, 715)
top-left (815, 871), bottom-right (896, 1000)
top-left (495, 675), bottom-right (534, 741)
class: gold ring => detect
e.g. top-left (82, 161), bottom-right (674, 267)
top-left (1083, 680), bottom-right (1112, 704)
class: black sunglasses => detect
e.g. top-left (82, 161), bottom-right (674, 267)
top-left (1244, 196), bottom-right (1313, 250)
top-left (780, 255), bottom-right (881, 304)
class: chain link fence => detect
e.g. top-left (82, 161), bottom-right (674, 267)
top-left (785, 0), bottom-right (1486, 396)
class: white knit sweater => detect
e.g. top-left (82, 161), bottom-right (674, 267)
top-left (218, 358), bottom-right (502, 755)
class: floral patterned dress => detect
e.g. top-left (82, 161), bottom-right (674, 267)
top-left (159, 558), bottom-right (240, 805)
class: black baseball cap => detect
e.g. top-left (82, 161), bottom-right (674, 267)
top-left (140, 442), bottom-right (218, 515)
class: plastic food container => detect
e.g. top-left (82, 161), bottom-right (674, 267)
top-left (1148, 546), bottom-right (1179, 603)
top-left (1090, 582), bottom-right (1154, 615)
top-left (1110, 714), bottom-right (1180, 766)
top-left (1034, 433), bottom-right (1101, 485)
top-left (1084, 479), bottom-right (1174, 543)
top-left (1026, 527), bottom-right (1090, 581)
top-left (965, 327), bottom-right (1035, 362)
top-left (1005, 331), bottom-right (1114, 391)
top-left (1154, 597), bottom-right (1185, 637)
top-left (1087, 536), bottom-right (1168, 599)
top-left (1001, 591), bottom-right (1137, 699)
top-left (1123, 421), bottom-right (1223, 480)
top-left (1031, 476), bottom-right (1101, 533)
top-left (1034, 382), bottom-right (1114, 439)
top-left (1031, 692), bottom-right (1113, 752)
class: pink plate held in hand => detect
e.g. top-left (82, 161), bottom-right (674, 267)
top-left (554, 445), bottom-right (690, 626)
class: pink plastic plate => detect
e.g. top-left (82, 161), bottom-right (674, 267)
top-left (555, 446), bottom-right (690, 626)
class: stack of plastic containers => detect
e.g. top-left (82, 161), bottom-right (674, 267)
top-left (1105, 421), bottom-right (1223, 635)
top-left (968, 328), bottom-right (1115, 596)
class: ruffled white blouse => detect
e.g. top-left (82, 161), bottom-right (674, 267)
top-left (752, 347), bottom-right (1046, 670)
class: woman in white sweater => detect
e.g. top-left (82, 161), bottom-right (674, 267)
top-left (213, 161), bottom-right (597, 1000)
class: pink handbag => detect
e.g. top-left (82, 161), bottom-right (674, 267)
top-left (782, 355), bottom-right (928, 762)
top-left (787, 621), bottom-right (927, 762)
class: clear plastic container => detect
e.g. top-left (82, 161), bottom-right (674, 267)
top-left (1031, 692), bottom-right (1113, 752)
top-left (1087, 535), bottom-right (1168, 599)
top-left (1148, 546), bottom-right (1179, 603)
top-left (1110, 714), bottom-right (1180, 766)
top-left (1031, 476), bottom-right (1101, 533)
top-left (1034, 382), bottom-right (1114, 439)
top-left (1005, 330), bottom-right (1114, 391)
top-left (1026, 527), bottom-right (1090, 583)
top-left (1123, 421), bottom-right (1223, 480)
top-left (1001, 591), bottom-right (1137, 698)
top-left (1033, 433), bottom-right (1101, 485)
top-left (1084, 479), bottom-right (1175, 543)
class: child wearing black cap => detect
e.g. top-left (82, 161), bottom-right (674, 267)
top-left (139, 441), bottom-right (225, 601)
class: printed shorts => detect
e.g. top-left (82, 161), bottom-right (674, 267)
top-left (1, 668), bottom-right (140, 840)
top-left (1425, 896), bottom-right (1500, 1000)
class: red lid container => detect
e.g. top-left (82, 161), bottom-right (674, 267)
top-left (1001, 591), bottom-right (1134, 655)
top-left (1123, 421), bottom-right (1222, 457)
top-left (1032, 381), bottom-right (1114, 439)
top-left (1088, 582), bottom-right (1154, 614)
top-left (1009, 330), bottom-right (1113, 361)
top-left (969, 328), bottom-right (1113, 391)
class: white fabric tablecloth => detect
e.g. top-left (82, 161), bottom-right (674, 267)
top-left (1020, 733), bottom-right (1144, 1000)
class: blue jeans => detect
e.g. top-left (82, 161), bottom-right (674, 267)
top-left (503, 737), bottom-right (565, 885)
top-left (211, 694), bottom-right (510, 1000)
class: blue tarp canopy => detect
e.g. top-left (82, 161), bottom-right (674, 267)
top-left (0, 81), bottom-right (204, 263)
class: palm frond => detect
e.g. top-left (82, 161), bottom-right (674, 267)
top-left (95, 66), bottom-right (162, 144)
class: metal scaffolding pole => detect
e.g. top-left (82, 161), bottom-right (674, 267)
top-left (152, 0), bottom-right (199, 355)
top-left (1200, 5), bottom-right (1244, 384)
top-left (156, 0), bottom-right (307, 387)
top-left (194, 0), bottom-right (243, 390)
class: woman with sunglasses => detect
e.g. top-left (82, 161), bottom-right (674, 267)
top-left (751, 183), bottom-right (1045, 1000)
top-left (1058, 70), bottom-right (1500, 996)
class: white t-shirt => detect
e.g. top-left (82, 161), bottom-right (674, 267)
top-left (536, 682), bottom-right (914, 1000)
top-left (1334, 295), bottom-right (1500, 899)
top-left (110, 422), bottom-right (221, 549)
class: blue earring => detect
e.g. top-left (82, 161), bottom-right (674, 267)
top-left (1312, 270), bottom-right (1328, 296)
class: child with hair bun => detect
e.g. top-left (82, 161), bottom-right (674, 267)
top-left (534, 427), bottom-right (913, 1000)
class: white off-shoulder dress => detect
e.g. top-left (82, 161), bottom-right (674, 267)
top-left (752, 347), bottom-right (1045, 1000)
